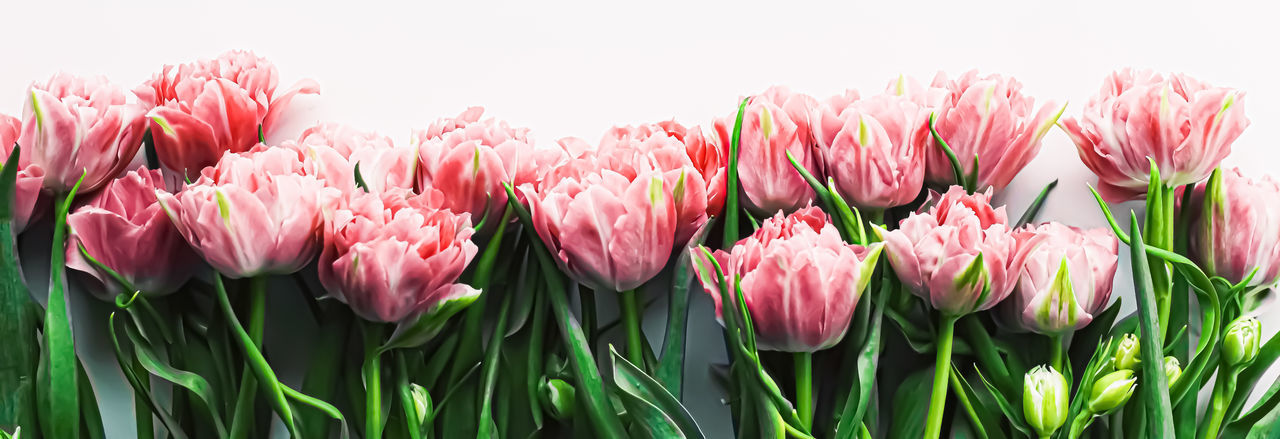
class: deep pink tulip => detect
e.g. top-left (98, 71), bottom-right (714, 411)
top-left (726, 86), bottom-right (821, 215)
top-left (1, 114), bottom-right (45, 232)
top-left (318, 188), bottom-right (479, 323)
top-left (907, 71), bottom-right (1063, 192)
top-left (293, 124), bottom-right (416, 194)
top-left (416, 108), bottom-right (562, 226)
top-left (66, 167), bottom-right (200, 299)
top-left (523, 163), bottom-right (677, 292)
top-left (1062, 70), bottom-right (1249, 202)
top-left (1191, 168), bottom-right (1280, 288)
top-left (813, 92), bottom-right (929, 209)
top-left (690, 206), bottom-right (883, 352)
top-left (157, 145), bottom-right (336, 278)
top-left (876, 186), bottom-right (1040, 316)
top-left (20, 73), bottom-right (147, 194)
top-left (137, 50), bottom-right (320, 181)
top-left (1003, 222), bottom-right (1118, 334)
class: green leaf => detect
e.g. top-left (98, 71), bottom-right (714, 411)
top-left (76, 359), bottom-right (104, 439)
top-left (107, 313), bottom-right (189, 439)
top-left (723, 97), bottom-right (748, 246)
top-left (609, 346), bottom-right (706, 438)
top-left (1068, 299), bottom-right (1122, 382)
top-left (301, 304), bottom-right (353, 439)
top-left (928, 112), bottom-right (969, 192)
top-left (45, 174), bottom-right (87, 439)
top-left (381, 289), bottom-right (481, 351)
top-left (1227, 332), bottom-right (1280, 424)
top-left (834, 265), bottom-right (890, 438)
top-left (656, 219), bottom-right (714, 397)
top-left (123, 318), bottom-right (227, 438)
top-left (0, 145), bottom-right (38, 437)
top-left (1016, 179), bottom-right (1058, 227)
top-left (888, 368), bottom-right (934, 438)
top-left (1126, 214), bottom-right (1174, 437)
top-left (353, 162), bottom-right (370, 192)
top-left (975, 367), bottom-right (1032, 436)
top-left (476, 286), bottom-right (514, 439)
top-left (211, 274), bottom-right (300, 438)
top-left (281, 383), bottom-right (351, 439)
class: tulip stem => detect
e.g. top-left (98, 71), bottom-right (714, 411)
top-left (1200, 367), bottom-right (1238, 439)
top-left (795, 352), bottom-right (813, 430)
top-left (1050, 334), bottom-right (1064, 371)
top-left (362, 321), bottom-right (385, 439)
top-left (620, 289), bottom-right (646, 369)
top-left (925, 314), bottom-right (960, 439)
top-left (1067, 410), bottom-right (1096, 439)
top-left (229, 276), bottom-right (268, 439)
top-left (133, 354), bottom-right (154, 439)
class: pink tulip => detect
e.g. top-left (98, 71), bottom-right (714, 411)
top-left (318, 187), bottom-right (479, 323)
top-left (908, 71), bottom-right (1063, 192)
top-left (298, 122), bottom-right (396, 157)
top-left (1062, 70), bottom-right (1249, 202)
top-left (876, 186), bottom-right (1040, 316)
top-left (1, 114), bottom-right (45, 232)
top-left (1191, 168), bottom-right (1280, 288)
top-left (727, 86), bottom-right (822, 215)
top-left (66, 167), bottom-right (200, 299)
top-left (1003, 222), bottom-right (1118, 334)
top-left (812, 92), bottom-right (929, 209)
top-left (689, 206), bottom-right (882, 352)
top-left (416, 108), bottom-right (562, 226)
top-left (157, 145), bottom-right (336, 278)
top-left (523, 162), bottom-right (677, 292)
top-left (293, 124), bottom-right (416, 194)
top-left (20, 73), bottom-right (147, 194)
top-left (137, 50), bottom-right (320, 181)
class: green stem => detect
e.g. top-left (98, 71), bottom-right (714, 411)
top-left (1068, 410), bottom-right (1096, 439)
top-left (924, 315), bottom-right (959, 439)
top-left (620, 289), bottom-right (645, 369)
top-left (133, 354), bottom-right (154, 439)
top-left (1050, 334), bottom-right (1064, 371)
top-left (362, 321), bottom-right (385, 439)
top-left (794, 352), bottom-right (813, 430)
top-left (1200, 369), bottom-right (1238, 439)
top-left (229, 276), bottom-right (268, 439)
top-left (580, 288), bottom-right (598, 350)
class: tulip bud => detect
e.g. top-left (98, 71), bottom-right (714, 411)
top-left (1113, 333), bottom-right (1140, 370)
top-left (541, 378), bottom-right (576, 420)
top-left (1163, 356), bottom-right (1182, 387)
top-left (409, 384), bottom-right (432, 428)
top-left (1088, 370), bottom-right (1136, 414)
top-left (1023, 365), bottom-right (1069, 437)
top-left (1223, 317), bottom-right (1262, 367)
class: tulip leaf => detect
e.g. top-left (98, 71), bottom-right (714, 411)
top-left (353, 162), bottom-right (370, 192)
top-left (784, 150), bottom-right (850, 240)
top-left (211, 274), bottom-right (301, 437)
top-left (476, 282), bottom-right (515, 439)
top-left (888, 368), bottom-right (934, 439)
top-left (948, 364), bottom-right (1001, 439)
top-left (300, 304), bottom-right (352, 439)
top-left (1015, 179), bottom-right (1058, 227)
top-left (503, 182), bottom-right (629, 437)
top-left (0, 145), bottom-right (38, 436)
top-left (724, 97), bottom-right (748, 245)
top-left (928, 112), bottom-right (970, 192)
top-left (107, 312), bottom-right (189, 439)
top-left (76, 359), bottom-right (104, 439)
top-left (281, 383), bottom-right (351, 439)
top-left (522, 282), bottom-right (549, 429)
top-left (959, 316), bottom-right (1014, 396)
top-left (44, 173), bottom-right (86, 439)
top-left (655, 219), bottom-right (713, 398)
top-left (834, 266), bottom-right (890, 438)
top-left (1227, 332), bottom-right (1280, 425)
top-left (609, 346), bottom-right (706, 438)
top-left (1068, 299), bottom-right (1122, 382)
top-left (1127, 214), bottom-right (1175, 436)
top-left (122, 318), bottom-right (228, 438)
top-left (381, 288), bottom-right (482, 351)
top-left (974, 367), bottom-right (1033, 436)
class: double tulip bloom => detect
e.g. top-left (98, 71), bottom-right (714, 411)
top-left (66, 168), bottom-right (199, 299)
top-left (1003, 222), bottom-right (1119, 334)
top-left (726, 86), bottom-right (821, 215)
top-left (318, 188), bottom-right (479, 323)
top-left (158, 145), bottom-right (336, 278)
top-left (1191, 168), bottom-right (1280, 289)
top-left (296, 123), bottom-right (417, 194)
top-left (904, 71), bottom-right (1063, 192)
top-left (137, 50), bottom-right (320, 181)
top-left (21, 73), bottom-right (147, 194)
top-left (812, 91), bottom-right (929, 209)
top-left (690, 206), bottom-right (882, 352)
top-left (1, 114), bottom-right (45, 232)
top-left (1062, 69), bottom-right (1249, 202)
top-left (877, 187), bottom-right (1039, 316)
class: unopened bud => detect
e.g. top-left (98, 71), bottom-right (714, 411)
top-left (1163, 356), bottom-right (1182, 387)
top-left (1113, 333), bottom-right (1140, 370)
top-left (541, 378), bottom-right (576, 420)
top-left (1088, 370), bottom-right (1136, 414)
top-left (1223, 317), bottom-right (1262, 367)
top-left (1023, 365), bottom-right (1069, 437)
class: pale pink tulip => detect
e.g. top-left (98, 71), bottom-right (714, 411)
top-left (876, 186), bottom-right (1039, 316)
top-left (592, 122), bottom-right (714, 245)
top-left (292, 124), bottom-right (416, 194)
top-left (689, 206), bottom-right (882, 352)
top-left (298, 122), bottom-right (395, 157)
top-left (66, 167), bottom-right (200, 299)
top-left (157, 145), bottom-right (336, 278)
top-left (1, 114), bottom-right (45, 232)
top-left (1062, 70), bottom-right (1248, 202)
top-left (318, 188), bottom-right (479, 323)
top-left (20, 73), bottom-right (147, 194)
top-left (416, 108), bottom-right (562, 226)
top-left (908, 71), bottom-right (1063, 192)
top-left (812, 92), bottom-right (929, 209)
top-left (137, 50), bottom-right (319, 181)
top-left (727, 86), bottom-right (821, 215)
top-left (1191, 168), bottom-right (1280, 288)
top-left (1003, 222), bottom-right (1118, 334)
top-left (523, 163), bottom-right (677, 292)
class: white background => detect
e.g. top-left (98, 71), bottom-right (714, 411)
top-left (3, 1), bottom-right (1279, 437)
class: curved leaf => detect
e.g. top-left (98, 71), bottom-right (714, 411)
top-left (610, 346), bottom-right (705, 438)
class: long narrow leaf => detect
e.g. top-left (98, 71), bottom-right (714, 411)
top-left (211, 274), bottom-right (299, 437)
top-left (45, 174), bottom-right (86, 439)
top-left (723, 97), bottom-right (748, 246)
top-left (123, 315), bottom-right (227, 438)
top-left (1127, 214), bottom-right (1174, 436)
top-left (0, 145), bottom-right (38, 435)
top-left (1016, 179), bottom-right (1058, 227)
top-left (610, 346), bottom-right (706, 438)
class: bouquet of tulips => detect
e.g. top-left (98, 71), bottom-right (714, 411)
top-left (1, 51), bottom-right (1277, 439)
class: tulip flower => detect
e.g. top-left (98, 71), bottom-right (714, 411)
top-left (1, 114), bottom-right (45, 233)
top-left (1223, 317), bottom-right (1261, 367)
top-left (1163, 356), bottom-right (1182, 387)
top-left (1024, 365), bottom-right (1068, 438)
top-left (20, 73), bottom-right (147, 194)
top-left (318, 188), bottom-right (479, 323)
top-left (690, 206), bottom-right (883, 352)
top-left (1087, 370), bottom-right (1136, 414)
top-left (812, 92), bottom-right (929, 210)
top-left (907, 71), bottom-right (1063, 192)
top-left (416, 107), bottom-right (562, 226)
top-left (1004, 222), bottom-right (1119, 335)
top-left (157, 145), bottom-right (336, 278)
top-left (137, 50), bottom-right (320, 181)
top-left (298, 122), bottom-right (395, 157)
top-left (724, 86), bottom-right (821, 215)
top-left (293, 124), bottom-right (417, 194)
top-left (66, 167), bottom-right (200, 299)
top-left (1190, 168), bottom-right (1280, 290)
top-left (1061, 69), bottom-right (1248, 202)
top-left (658, 120), bottom-right (727, 218)
top-left (1113, 333), bottom-right (1141, 371)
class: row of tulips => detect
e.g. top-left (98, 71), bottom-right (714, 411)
top-left (0, 50), bottom-right (1276, 439)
